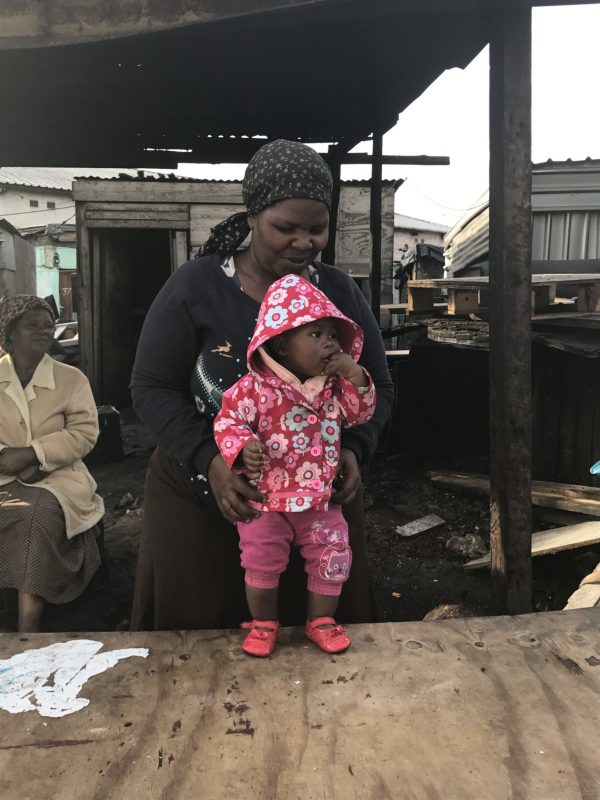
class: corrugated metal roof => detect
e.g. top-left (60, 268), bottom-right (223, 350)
top-left (0, 2), bottom-right (489, 168)
top-left (0, 167), bottom-right (403, 191)
top-left (445, 158), bottom-right (600, 275)
top-left (0, 218), bottom-right (26, 238)
top-left (532, 157), bottom-right (600, 171)
top-left (394, 213), bottom-right (449, 233)
top-left (0, 167), bottom-right (167, 191)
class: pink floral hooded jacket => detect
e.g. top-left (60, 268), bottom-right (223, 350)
top-left (213, 274), bottom-right (376, 513)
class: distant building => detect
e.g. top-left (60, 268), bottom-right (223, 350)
top-left (21, 224), bottom-right (78, 320)
top-left (0, 167), bottom-right (166, 230)
top-left (0, 219), bottom-right (35, 297)
top-left (444, 158), bottom-right (600, 277)
top-left (392, 213), bottom-right (449, 301)
top-left (393, 213), bottom-right (449, 261)
top-left (0, 167), bottom-right (163, 313)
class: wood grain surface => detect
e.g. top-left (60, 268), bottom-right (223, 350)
top-left (2, 612), bottom-right (600, 799)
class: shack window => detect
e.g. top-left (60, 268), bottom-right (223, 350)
top-left (47, 201), bottom-right (56, 209)
top-left (29, 199), bottom-right (39, 208)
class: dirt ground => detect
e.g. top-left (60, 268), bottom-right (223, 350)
top-left (4, 420), bottom-right (599, 633)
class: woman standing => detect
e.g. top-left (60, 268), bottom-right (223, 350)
top-left (130, 139), bottom-right (393, 631)
top-left (0, 295), bottom-right (104, 632)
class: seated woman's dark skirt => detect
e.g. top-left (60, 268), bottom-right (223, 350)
top-left (130, 447), bottom-right (378, 631)
top-left (0, 481), bottom-right (101, 603)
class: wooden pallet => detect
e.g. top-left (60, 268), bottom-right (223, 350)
top-left (407, 273), bottom-right (600, 316)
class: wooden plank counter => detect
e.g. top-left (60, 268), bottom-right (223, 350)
top-left (2, 611), bottom-right (600, 799)
top-left (407, 273), bottom-right (600, 315)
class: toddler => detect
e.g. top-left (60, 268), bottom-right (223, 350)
top-left (214, 274), bottom-right (376, 656)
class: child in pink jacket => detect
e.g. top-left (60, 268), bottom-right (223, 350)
top-left (214, 274), bottom-right (376, 657)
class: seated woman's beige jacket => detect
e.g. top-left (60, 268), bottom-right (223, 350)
top-left (0, 353), bottom-right (104, 538)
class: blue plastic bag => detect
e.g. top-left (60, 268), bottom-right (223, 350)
top-left (591, 460), bottom-right (600, 475)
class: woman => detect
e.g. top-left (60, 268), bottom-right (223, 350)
top-left (130, 139), bottom-right (393, 631)
top-left (0, 295), bottom-right (104, 632)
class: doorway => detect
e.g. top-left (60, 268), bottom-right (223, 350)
top-left (93, 228), bottom-right (180, 407)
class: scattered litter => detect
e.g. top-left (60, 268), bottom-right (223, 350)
top-left (446, 533), bottom-right (488, 559)
top-left (115, 493), bottom-right (138, 511)
top-left (0, 640), bottom-right (148, 717)
top-left (395, 514), bottom-right (445, 538)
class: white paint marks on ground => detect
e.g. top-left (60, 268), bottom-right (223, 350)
top-left (0, 639), bottom-right (148, 718)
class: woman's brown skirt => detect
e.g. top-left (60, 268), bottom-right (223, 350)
top-left (0, 481), bottom-right (101, 604)
top-left (130, 447), bottom-right (378, 631)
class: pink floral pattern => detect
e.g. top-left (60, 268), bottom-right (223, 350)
top-left (213, 275), bottom-right (376, 513)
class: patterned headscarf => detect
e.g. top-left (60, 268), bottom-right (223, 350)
top-left (0, 295), bottom-right (55, 351)
top-left (199, 139), bottom-right (333, 256)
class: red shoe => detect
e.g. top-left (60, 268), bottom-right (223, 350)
top-left (305, 617), bottom-right (351, 654)
top-left (241, 620), bottom-right (279, 657)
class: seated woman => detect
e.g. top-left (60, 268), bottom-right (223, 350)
top-left (0, 295), bottom-right (104, 632)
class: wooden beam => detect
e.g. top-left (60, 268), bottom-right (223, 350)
top-left (75, 203), bottom-right (93, 389)
top-left (341, 154), bottom-right (450, 166)
top-left (428, 471), bottom-right (600, 517)
top-left (73, 181), bottom-right (243, 204)
top-left (488, 6), bottom-right (533, 614)
top-left (322, 153), bottom-right (341, 265)
top-left (370, 130), bottom-right (383, 324)
top-left (464, 520), bottom-right (600, 570)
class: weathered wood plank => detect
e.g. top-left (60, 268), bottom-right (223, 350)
top-left (91, 231), bottom-right (102, 399)
top-left (190, 203), bottom-right (244, 248)
top-left (85, 210), bottom-right (189, 222)
top-left (86, 217), bottom-right (189, 230)
top-left (564, 583), bottom-right (600, 609)
top-left (84, 202), bottom-right (189, 213)
top-left (447, 288), bottom-right (480, 315)
top-left (75, 205), bottom-right (93, 384)
top-left (2, 612), bottom-right (600, 799)
top-left (370, 130), bottom-right (383, 324)
top-left (488, 5), bottom-right (533, 613)
top-left (428, 470), bottom-right (600, 516)
top-left (170, 230), bottom-right (190, 271)
top-left (73, 181), bottom-right (244, 204)
top-left (408, 274), bottom-right (600, 289)
top-left (464, 520), bottom-right (600, 569)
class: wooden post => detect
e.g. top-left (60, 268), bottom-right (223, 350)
top-left (322, 153), bottom-right (341, 265)
top-left (76, 202), bottom-right (95, 391)
top-left (488, 7), bottom-right (533, 614)
top-left (370, 130), bottom-right (383, 324)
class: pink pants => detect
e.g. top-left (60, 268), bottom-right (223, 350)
top-left (237, 505), bottom-right (352, 597)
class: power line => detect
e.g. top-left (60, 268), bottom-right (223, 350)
top-left (403, 178), bottom-right (487, 214)
top-left (1, 203), bottom-right (75, 217)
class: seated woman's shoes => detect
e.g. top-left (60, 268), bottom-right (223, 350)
top-left (305, 617), bottom-right (351, 654)
top-left (241, 620), bottom-right (279, 657)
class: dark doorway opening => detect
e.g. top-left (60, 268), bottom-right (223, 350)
top-left (97, 229), bottom-right (173, 407)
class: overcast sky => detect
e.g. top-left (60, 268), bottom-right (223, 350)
top-left (176, 3), bottom-right (600, 229)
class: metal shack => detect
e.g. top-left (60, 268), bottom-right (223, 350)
top-left (73, 176), bottom-right (398, 406)
top-left (0, 218), bottom-right (35, 296)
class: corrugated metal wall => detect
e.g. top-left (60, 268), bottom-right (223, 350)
top-left (532, 211), bottom-right (600, 260)
top-left (445, 161), bottom-right (600, 275)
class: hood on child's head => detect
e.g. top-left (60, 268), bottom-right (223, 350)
top-left (247, 274), bottom-right (363, 372)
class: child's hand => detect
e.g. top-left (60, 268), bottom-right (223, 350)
top-left (322, 352), bottom-right (367, 387)
top-left (242, 440), bottom-right (265, 481)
